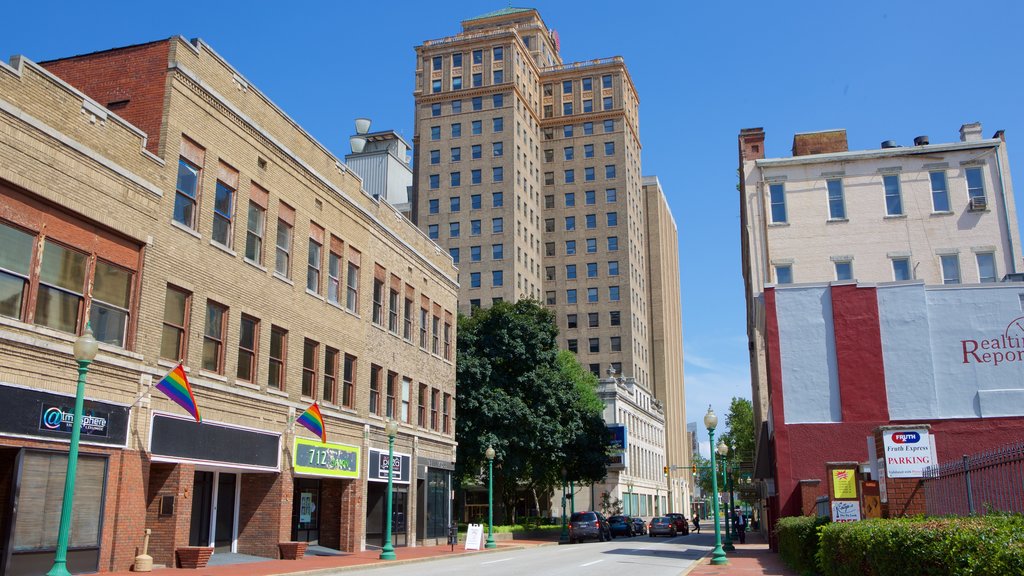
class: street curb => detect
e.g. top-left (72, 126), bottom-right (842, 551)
top-left (678, 546), bottom-right (712, 576)
top-left (266, 543), bottom-right (553, 576)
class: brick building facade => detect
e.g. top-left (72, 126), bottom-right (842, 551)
top-left (0, 37), bottom-right (457, 574)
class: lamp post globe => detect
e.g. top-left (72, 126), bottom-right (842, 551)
top-left (485, 445), bottom-right (497, 548)
top-left (704, 406), bottom-right (727, 566)
top-left (379, 419), bottom-right (399, 560)
top-left (47, 325), bottom-right (98, 576)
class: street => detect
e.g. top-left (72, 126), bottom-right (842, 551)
top-left (337, 533), bottom-right (713, 576)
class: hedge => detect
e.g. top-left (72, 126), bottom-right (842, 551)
top-left (815, 515), bottom-right (1024, 576)
top-left (776, 515), bottom-right (831, 576)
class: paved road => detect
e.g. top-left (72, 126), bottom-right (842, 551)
top-left (340, 533), bottom-right (712, 576)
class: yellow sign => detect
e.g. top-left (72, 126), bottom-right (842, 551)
top-left (832, 469), bottom-right (857, 499)
top-left (293, 437), bottom-right (360, 478)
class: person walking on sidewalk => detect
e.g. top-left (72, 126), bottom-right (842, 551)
top-left (736, 513), bottom-right (747, 544)
top-left (692, 514), bottom-right (701, 534)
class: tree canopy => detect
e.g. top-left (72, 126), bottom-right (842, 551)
top-left (455, 299), bottom-right (611, 520)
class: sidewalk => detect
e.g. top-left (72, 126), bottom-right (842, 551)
top-left (107, 539), bottom-right (556, 576)
top-left (684, 532), bottom-right (798, 576)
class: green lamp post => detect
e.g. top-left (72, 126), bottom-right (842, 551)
top-left (626, 482), bottom-right (634, 516)
top-left (485, 445), bottom-right (497, 549)
top-left (718, 441), bottom-right (735, 552)
top-left (379, 418), bottom-right (400, 560)
top-left (559, 467), bottom-right (569, 544)
top-left (47, 324), bottom-right (99, 576)
top-left (705, 407), bottom-right (728, 566)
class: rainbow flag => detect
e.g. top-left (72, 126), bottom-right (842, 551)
top-left (155, 364), bottom-right (201, 422)
top-left (297, 402), bottom-right (326, 442)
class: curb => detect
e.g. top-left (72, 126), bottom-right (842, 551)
top-left (267, 543), bottom-right (552, 576)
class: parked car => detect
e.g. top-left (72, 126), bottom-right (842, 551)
top-left (569, 511), bottom-right (611, 543)
top-left (632, 517), bottom-right (647, 535)
top-left (665, 512), bottom-right (690, 535)
top-left (648, 516), bottom-right (677, 537)
top-left (608, 515), bottom-right (635, 537)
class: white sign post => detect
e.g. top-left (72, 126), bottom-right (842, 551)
top-left (465, 523), bottom-right (483, 550)
top-left (882, 428), bottom-right (935, 478)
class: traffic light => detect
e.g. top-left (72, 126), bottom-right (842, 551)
top-left (692, 464), bottom-right (697, 475)
top-left (663, 465), bottom-right (669, 475)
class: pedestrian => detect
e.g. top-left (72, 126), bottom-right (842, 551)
top-left (737, 513), bottom-right (747, 544)
top-left (692, 514), bottom-right (701, 534)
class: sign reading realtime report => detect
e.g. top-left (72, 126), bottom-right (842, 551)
top-left (293, 437), bottom-right (360, 478)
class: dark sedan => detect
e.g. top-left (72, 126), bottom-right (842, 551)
top-left (665, 512), bottom-right (690, 535)
top-left (608, 515), bottom-right (634, 537)
top-left (632, 517), bottom-right (647, 535)
top-left (648, 516), bottom-right (677, 537)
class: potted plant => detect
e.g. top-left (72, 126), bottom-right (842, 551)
top-left (176, 546), bottom-right (213, 569)
top-left (278, 541), bottom-right (308, 560)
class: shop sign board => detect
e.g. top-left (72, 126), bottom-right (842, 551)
top-left (465, 524), bottom-right (483, 550)
top-left (368, 448), bottom-right (411, 484)
top-left (882, 428), bottom-right (934, 478)
top-left (831, 500), bottom-right (861, 523)
top-left (608, 424), bottom-right (628, 469)
top-left (831, 469), bottom-right (857, 499)
top-left (0, 382), bottom-right (129, 446)
top-left (293, 437), bottom-right (360, 478)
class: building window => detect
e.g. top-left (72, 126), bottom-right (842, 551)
top-left (567, 289), bottom-right (578, 304)
top-left (608, 236), bottom-right (619, 251)
top-left (602, 74), bottom-right (612, 89)
top-left (174, 158), bottom-right (201, 229)
top-left (568, 339), bottom-right (578, 353)
top-left (451, 147), bottom-right (462, 163)
top-left (431, 79), bottom-right (441, 93)
top-left (769, 183), bottom-right (787, 223)
top-left (472, 144), bottom-right (482, 159)
top-left (275, 211), bottom-right (293, 278)
top-left (977, 252), bottom-right (997, 283)
top-left (586, 190), bottom-right (596, 205)
top-left (389, 285), bottom-right (400, 333)
top-left (327, 249), bottom-right (342, 304)
top-left (610, 310), bottom-right (621, 326)
top-left (604, 119), bottom-right (614, 132)
top-left (245, 200), bottom-right (265, 264)
top-left (342, 353), bottom-right (356, 407)
top-left (493, 70), bottom-right (503, 83)
top-left (565, 169), bottom-right (575, 184)
top-left (603, 96), bottom-right (613, 110)
top-left (827, 179), bottom-right (846, 220)
top-left (565, 192), bottom-right (576, 206)
top-left (451, 172), bottom-right (461, 187)
top-left (564, 125), bottom-right (573, 138)
top-left (492, 270), bottom-right (503, 286)
top-left (492, 217), bottom-right (504, 233)
top-left (589, 338), bottom-right (600, 353)
top-left (587, 238), bottom-right (598, 253)
top-left (609, 261), bottom-right (619, 276)
top-left (587, 262), bottom-right (598, 278)
top-left (444, 319), bottom-right (453, 360)
top-left (546, 266), bottom-right (556, 281)
top-left (492, 244), bottom-right (504, 260)
top-left (302, 339), bottom-right (319, 398)
top-left (892, 258), bottom-right (911, 281)
top-left (470, 73), bottom-right (480, 87)
top-left (346, 258), bottom-right (360, 313)
top-left (585, 167), bottom-right (595, 181)
top-left (428, 226), bottom-right (439, 241)
top-left (588, 312), bottom-right (599, 328)
top-left (567, 314), bottom-right (578, 329)
top-left (834, 260), bottom-right (853, 281)
top-left (373, 277), bottom-right (385, 325)
top-left (583, 122), bottom-right (593, 135)
top-left (420, 306), bottom-right (429, 349)
top-left (883, 174), bottom-right (903, 216)
top-left (431, 103), bottom-right (441, 117)
top-left (450, 222), bottom-right (460, 238)
top-left (237, 315), bottom-right (258, 383)
top-left (566, 216), bottom-right (576, 231)
top-left (431, 389), bottom-right (440, 430)
top-left (966, 167), bottom-right (986, 201)
top-left (546, 242), bottom-right (555, 257)
top-left (429, 175), bottom-right (439, 189)
top-left (605, 142), bottom-right (615, 156)
top-left (605, 165), bottom-right (616, 179)
top-left (443, 393), bottom-right (452, 434)
top-left (545, 194), bottom-right (555, 208)
top-left (564, 146), bottom-right (574, 161)
top-left (587, 287), bottom-right (598, 303)
top-left (584, 144), bottom-right (594, 158)
top-left (493, 142), bottom-right (503, 157)
top-left (775, 264), bottom-right (793, 284)
top-left (470, 97), bottom-right (480, 111)
top-left (418, 383), bottom-right (427, 426)
top-left (430, 150), bottom-right (440, 165)
top-left (563, 102), bottom-right (573, 115)
top-left (471, 220), bottom-right (482, 236)
top-left (583, 99), bottom-right (593, 113)
top-left (545, 172), bottom-right (555, 185)
top-left (212, 175), bottom-right (236, 247)
top-left (566, 240), bottom-right (577, 255)
top-left (369, 364), bottom-right (382, 415)
top-left (432, 56), bottom-right (441, 71)
top-left (546, 291), bottom-right (557, 305)
top-left (940, 254), bottom-right (961, 284)
top-left (472, 169), bottom-right (481, 185)
top-left (404, 295), bottom-right (414, 340)
top-left (307, 235), bottom-right (322, 293)
top-left (323, 347), bottom-right (338, 404)
top-left (202, 301), bottom-right (227, 374)
top-left (606, 188), bottom-right (617, 203)
top-left (611, 336), bottom-right (622, 352)
top-left (431, 126), bottom-right (440, 140)
top-left (471, 194), bottom-right (482, 209)
top-left (930, 171), bottom-right (950, 212)
top-left (402, 378), bottom-right (412, 422)
top-left (543, 104), bottom-right (553, 118)
top-left (386, 372), bottom-right (397, 418)
top-left (472, 120), bottom-right (482, 135)
top-left (161, 285), bottom-right (191, 361)
top-left (493, 93), bottom-right (504, 107)
top-left (269, 326), bottom-right (287, 390)
top-left (452, 123), bottom-right (462, 138)
top-left (470, 272), bottom-right (481, 288)
top-left (493, 167), bottom-right (504, 182)
top-left (494, 46), bottom-right (503, 60)
top-left (566, 264), bottom-right (577, 279)
top-left (432, 314), bottom-right (441, 355)
top-left (453, 76), bottom-right (463, 90)
top-left (471, 245), bottom-right (482, 261)
top-left (607, 212), bottom-right (618, 226)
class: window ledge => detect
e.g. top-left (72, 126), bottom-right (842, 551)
top-left (157, 358), bottom-right (186, 371)
top-left (209, 240), bottom-right (237, 257)
top-left (267, 388), bottom-right (289, 398)
top-left (306, 289), bottom-right (325, 301)
top-left (931, 211), bottom-right (955, 216)
top-left (300, 395), bottom-right (314, 403)
top-left (826, 218), bottom-right (849, 223)
top-left (198, 370), bottom-right (228, 383)
top-left (884, 214), bottom-right (907, 220)
top-left (170, 219), bottom-right (202, 239)
top-left (768, 222), bottom-right (789, 227)
top-left (242, 258), bottom-right (266, 273)
top-left (236, 380), bottom-right (260, 391)
top-left (273, 272), bottom-right (294, 286)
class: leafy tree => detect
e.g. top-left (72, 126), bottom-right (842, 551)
top-left (455, 299), bottom-right (610, 522)
top-left (719, 397), bottom-right (755, 501)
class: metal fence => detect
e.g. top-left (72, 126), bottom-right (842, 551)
top-left (922, 441), bottom-right (1024, 516)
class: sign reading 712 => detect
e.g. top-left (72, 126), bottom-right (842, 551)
top-left (293, 437), bottom-right (361, 478)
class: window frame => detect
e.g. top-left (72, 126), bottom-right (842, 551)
top-left (202, 300), bottom-right (228, 374)
top-left (236, 314), bottom-right (259, 383)
top-left (302, 338), bottom-right (319, 398)
top-left (269, 325), bottom-right (287, 391)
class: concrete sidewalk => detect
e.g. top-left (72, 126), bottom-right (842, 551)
top-left (107, 539), bottom-right (555, 576)
top-left (684, 532), bottom-right (798, 576)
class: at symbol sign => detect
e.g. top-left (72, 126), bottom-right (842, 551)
top-left (43, 407), bottom-right (65, 429)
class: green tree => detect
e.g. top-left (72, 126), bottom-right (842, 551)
top-left (455, 299), bottom-right (610, 522)
top-left (719, 397), bottom-right (755, 499)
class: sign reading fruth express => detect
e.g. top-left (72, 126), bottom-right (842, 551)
top-left (961, 317), bottom-right (1024, 366)
top-left (882, 428), bottom-right (934, 478)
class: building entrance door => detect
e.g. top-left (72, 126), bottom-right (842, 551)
top-left (291, 478), bottom-right (321, 543)
top-left (188, 470), bottom-right (238, 552)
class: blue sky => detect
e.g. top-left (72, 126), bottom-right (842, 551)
top-left (6, 1), bottom-right (1024, 455)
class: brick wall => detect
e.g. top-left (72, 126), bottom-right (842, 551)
top-left (340, 477), bottom-right (365, 552)
top-left (237, 472), bottom-right (292, 558)
top-left (872, 429), bottom-right (927, 517)
top-left (40, 40), bottom-right (171, 155)
top-left (145, 463), bottom-right (195, 568)
top-left (104, 450), bottom-right (149, 571)
top-left (792, 130), bottom-right (848, 156)
top-left (797, 479), bottom-right (821, 516)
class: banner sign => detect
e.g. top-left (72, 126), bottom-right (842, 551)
top-left (882, 428), bottom-right (935, 478)
top-left (831, 469), bottom-right (857, 499)
top-left (831, 500), bottom-right (861, 522)
top-left (608, 424), bottom-right (628, 469)
top-left (293, 437), bottom-right (360, 478)
top-left (367, 448), bottom-right (411, 484)
top-left (465, 524), bottom-right (483, 550)
top-left (0, 382), bottom-right (129, 446)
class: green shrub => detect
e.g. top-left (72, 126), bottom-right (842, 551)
top-left (776, 515), bottom-right (830, 576)
top-left (816, 515), bottom-right (1024, 576)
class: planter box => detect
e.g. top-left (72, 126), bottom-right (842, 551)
top-left (176, 547), bottom-right (213, 569)
top-left (278, 541), bottom-right (308, 560)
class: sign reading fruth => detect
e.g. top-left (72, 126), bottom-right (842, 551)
top-left (882, 428), bottom-right (934, 478)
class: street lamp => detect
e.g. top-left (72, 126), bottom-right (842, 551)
top-left (704, 406), bottom-right (727, 566)
top-left (485, 446), bottom-right (497, 549)
top-left (47, 324), bottom-right (99, 576)
top-left (379, 418), bottom-right (400, 560)
top-left (718, 441), bottom-right (734, 552)
top-left (626, 482), bottom-right (634, 516)
top-left (559, 467), bottom-right (569, 544)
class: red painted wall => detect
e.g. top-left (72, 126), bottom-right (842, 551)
top-left (40, 39), bottom-right (170, 155)
top-left (831, 284), bottom-right (888, 422)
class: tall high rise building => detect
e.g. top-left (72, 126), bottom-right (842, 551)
top-left (413, 8), bottom-right (688, 513)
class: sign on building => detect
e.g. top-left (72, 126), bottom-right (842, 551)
top-left (293, 437), bottom-right (361, 478)
top-left (607, 424), bottom-right (629, 469)
top-left (882, 428), bottom-right (935, 478)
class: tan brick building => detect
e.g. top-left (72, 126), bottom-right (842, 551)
top-left (412, 8), bottom-right (688, 514)
top-left (0, 36), bottom-right (457, 574)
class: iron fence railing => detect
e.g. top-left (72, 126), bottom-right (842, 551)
top-left (922, 441), bottom-right (1024, 516)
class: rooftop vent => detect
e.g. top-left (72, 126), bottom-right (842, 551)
top-left (881, 140), bottom-right (898, 149)
top-left (913, 135), bottom-right (930, 146)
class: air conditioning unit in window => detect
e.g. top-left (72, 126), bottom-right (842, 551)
top-left (969, 196), bottom-right (988, 211)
